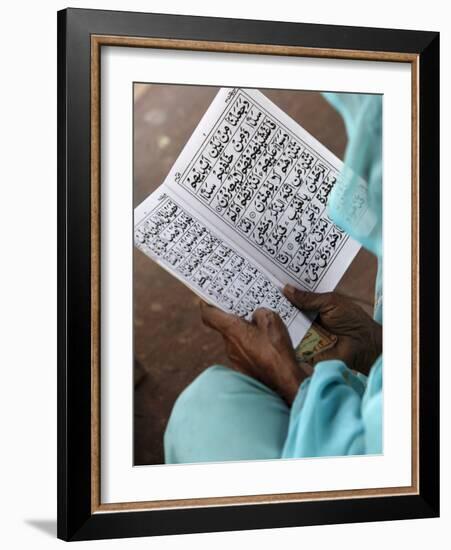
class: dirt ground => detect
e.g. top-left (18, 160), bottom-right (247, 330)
top-left (133, 84), bottom-right (377, 465)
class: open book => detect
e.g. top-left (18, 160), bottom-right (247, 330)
top-left (134, 88), bottom-right (360, 346)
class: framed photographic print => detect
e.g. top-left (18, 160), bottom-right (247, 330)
top-left (57, 7), bottom-right (440, 541)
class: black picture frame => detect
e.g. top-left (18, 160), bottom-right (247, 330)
top-left (57, 7), bottom-right (439, 541)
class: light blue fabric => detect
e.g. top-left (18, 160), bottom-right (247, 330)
top-left (165, 365), bottom-right (290, 463)
top-left (282, 357), bottom-right (382, 458)
top-left (324, 92), bottom-right (383, 322)
top-left (164, 93), bottom-right (383, 463)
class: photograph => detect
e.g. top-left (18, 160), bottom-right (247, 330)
top-left (133, 84), bottom-right (383, 466)
top-left (2, 0), bottom-right (447, 547)
top-left (56, 7), bottom-right (440, 540)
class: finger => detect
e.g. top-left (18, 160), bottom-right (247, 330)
top-left (200, 301), bottom-right (244, 333)
top-left (283, 285), bottom-right (334, 312)
top-left (251, 307), bottom-right (280, 327)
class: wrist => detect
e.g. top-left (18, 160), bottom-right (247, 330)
top-left (274, 355), bottom-right (305, 406)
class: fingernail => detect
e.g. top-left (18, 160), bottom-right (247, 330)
top-left (284, 284), bottom-right (295, 294)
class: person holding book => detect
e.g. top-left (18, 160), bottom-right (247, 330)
top-left (164, 93), bottom-right (383, 463)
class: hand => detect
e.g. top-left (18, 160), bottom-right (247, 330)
top-left (284, 285), bottom-right (382, 376)
top-left (200, 302), bottom-right (307, 405)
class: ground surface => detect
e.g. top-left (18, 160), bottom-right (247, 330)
top-left (133, 84), bottom-right (377, 465)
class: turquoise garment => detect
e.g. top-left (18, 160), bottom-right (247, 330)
top-left (165, 365), bottom-right (290, 463)
top-left (165, 359), bottom-right (382, 463)
top-left (282, 358), bottom-right (382, 458)
top-left (164, 93), bottom-right (383, 463)
top-left (324, 92), bottom-right (383, 322)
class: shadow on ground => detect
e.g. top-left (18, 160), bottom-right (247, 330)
top-left (25, 519), bottom-right (57, 538)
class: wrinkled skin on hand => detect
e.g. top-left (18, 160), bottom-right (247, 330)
top-left (283, 285), bottom-right (382, 376)
top-left (200, 302), bottom-right (304, 405)
top-left (200, 286), bottom-right (382, 405)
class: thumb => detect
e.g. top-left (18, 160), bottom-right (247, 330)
top-left (200, 301), bottom-right (243, 333)
top-left (283, 285), bottom-right (334, 313)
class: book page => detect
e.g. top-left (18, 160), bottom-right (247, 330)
top-left (134, 189), bottom-right (311, 345)
top-left (134, 88), bottom-right (361, 345)
top-left (162, 88), bottom-right (361, 292)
